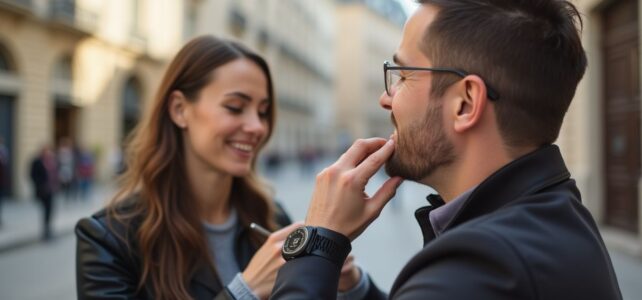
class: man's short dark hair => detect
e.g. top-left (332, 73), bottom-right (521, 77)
top-left (417, 0), bottom-right (587, 147)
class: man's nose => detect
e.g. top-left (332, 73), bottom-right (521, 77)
top-left (379, 91), bottom-right (392, 110)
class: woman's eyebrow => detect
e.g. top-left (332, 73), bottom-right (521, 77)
top-left (224, 91), bottom-right (252, 102)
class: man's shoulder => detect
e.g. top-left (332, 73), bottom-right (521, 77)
top-left (390, 224), bottom-right (535, 299)
top-left (391, 190), bottom-right (619, 299)
top-left (450, 189), bottom-right (600, 257)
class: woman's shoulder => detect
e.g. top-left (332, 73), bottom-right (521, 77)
top-left (75, 194), bottom-right (143, 247)
top-left (75, 195), bottom-right (144, 296)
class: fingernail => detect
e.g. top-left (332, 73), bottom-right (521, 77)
top-left (387, 139), bottom-right (394, 145)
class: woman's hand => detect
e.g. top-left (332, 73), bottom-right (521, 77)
top-left (242, 222), bottom-right (302, 299)
top-left (338, 254), bottom-right (361, 292)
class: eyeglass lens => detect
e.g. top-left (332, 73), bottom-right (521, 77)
top-left (386, 69), bottom-right (401, 96)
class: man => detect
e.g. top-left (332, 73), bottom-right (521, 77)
top-left (271, 0), bottom-right (622, 299)
top-left (0, 137), bottom-right (7, 227)
top-left (30, 145), bottom-right (58, 241)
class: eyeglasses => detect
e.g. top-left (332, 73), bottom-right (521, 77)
top-left (383, 61), bottom-right (499, 101)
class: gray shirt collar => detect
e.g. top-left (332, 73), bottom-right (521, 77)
top-left (203, 208), bottom-right (238, 233)
top-left (428, 186), bottom-right (476, 236)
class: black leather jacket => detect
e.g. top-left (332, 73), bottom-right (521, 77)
top-left (75, 198), bottom-right (292, 300)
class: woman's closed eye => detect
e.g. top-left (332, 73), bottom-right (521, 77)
top-left (258, 103), bottom-right (270, 119)
top-left (225, 105), bottom-right (243, 114)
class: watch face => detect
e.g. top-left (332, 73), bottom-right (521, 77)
top-left (283, 227), bottom-right (309, 256)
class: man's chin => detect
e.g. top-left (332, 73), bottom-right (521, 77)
top-left (384, 159), bottom-right (408, 179)
top-left (385, 155), bottom-right (430, 182)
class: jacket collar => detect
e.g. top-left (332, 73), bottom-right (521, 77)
top-left (191, 262), bottom-right (223, 295)
top-left (416, 144), bottom-right (570, 244)
top-left (414, 195), bottom-right (444, 246)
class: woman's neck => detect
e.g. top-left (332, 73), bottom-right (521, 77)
top-left (185, 153), bottom-right (234, 225)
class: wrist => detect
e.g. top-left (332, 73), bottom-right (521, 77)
top-left (282, 226), bottom-right (351, 267)
top-left (230, 273), bottom-right (260, 300)
top-left (240, 271), bottom-right (254, 290)
top-left (305, 221), bottom-right (348, 239)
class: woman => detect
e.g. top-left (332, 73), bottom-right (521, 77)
top-left (75, 36), bottom-right (365, 300)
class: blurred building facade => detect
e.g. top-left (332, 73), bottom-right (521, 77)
top-left (189, 0), bottom-right (338, 159)
top-left (335, 0), bottom-right (405, 144)
top-left (0, 0), bottom-right (185, 198)
top-left (559, 0), bottom-right (642, 254)
top-left (0, 0), bottom-right (407, 199)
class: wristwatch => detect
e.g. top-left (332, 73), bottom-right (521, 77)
top-left (281, 226), bottom-right (351, 267)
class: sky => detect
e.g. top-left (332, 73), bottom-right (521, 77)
top-left (398, 0), bottom-right (420, 17)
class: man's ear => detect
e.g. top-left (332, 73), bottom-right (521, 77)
top-left (452, 75), bottom-right (488, 133)
top-left (168, 90), bottom-right (188, 129)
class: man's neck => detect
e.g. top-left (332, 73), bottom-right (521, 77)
top-left (427, 144), bottom-right (537, 203)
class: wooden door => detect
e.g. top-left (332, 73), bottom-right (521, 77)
top-left (603, 0), bottom-right (640, 232)
top-left (0, 95), bottom-right (13, 196)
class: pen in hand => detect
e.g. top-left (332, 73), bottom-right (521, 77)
top-left (250, 222), bottom-right (272, 238)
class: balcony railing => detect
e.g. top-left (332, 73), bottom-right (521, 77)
top-left (0, 0), bottom-right (33, 15)
top-left (50, 0), bottom-right (74, 21)
top-left (49, 0), bottom-right (97, 34)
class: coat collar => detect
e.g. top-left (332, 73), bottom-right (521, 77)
top-left (415, 144), bottom-right (571, 244)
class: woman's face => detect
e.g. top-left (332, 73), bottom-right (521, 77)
top-left (178, 58), bottom-right (270, 177)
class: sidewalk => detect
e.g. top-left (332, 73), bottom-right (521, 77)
top-left (0, 185), bottom-right (115, 253)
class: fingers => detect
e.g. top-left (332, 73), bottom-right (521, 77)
top-left (369, 176), bottom-right (404, 214)
top-left (342, 255), bottom-right (354, 267)
top-left (336, 138), bottom-right (387, 167)
top-left (352, 139), bottom-right (395, 182)
top-left (341, 255), bottom-right (355, 273)
top-left (269, 221), bottom-right (304, 241)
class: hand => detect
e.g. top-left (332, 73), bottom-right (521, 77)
top-left (338, 255), bottom-right (361, 292)
top-left (306, 138), bottom-right (403, 240)
top-left (242, 222), bottom-right (303, 299)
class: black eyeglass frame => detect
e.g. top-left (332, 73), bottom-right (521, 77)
top-left (383, 61), bottom-right (499, 101)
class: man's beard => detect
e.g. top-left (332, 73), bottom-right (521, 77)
top-left (385, 102), bottom-right (455, 181)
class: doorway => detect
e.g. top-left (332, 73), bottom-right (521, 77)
top-left (602, 0), bottom-right (640, 232)
top-left (54, 100), bottom-right (79, 145)
top-left (0, 95), bottom-right (14, 196)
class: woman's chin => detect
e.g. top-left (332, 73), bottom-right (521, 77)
top-left (227, 166), bottom-right (252, 177)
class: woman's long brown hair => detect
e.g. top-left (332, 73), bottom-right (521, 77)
top-left (108, 36), bottom-right (278, 299)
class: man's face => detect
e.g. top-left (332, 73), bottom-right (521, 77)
top-left (382, 4), bottom-right (455, 182)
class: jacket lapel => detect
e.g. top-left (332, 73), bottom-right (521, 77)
top-left (191, 262), bottom-right (222, 296)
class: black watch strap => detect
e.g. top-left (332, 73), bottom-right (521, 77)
top-left (308, 227), bottom-right (351, 267)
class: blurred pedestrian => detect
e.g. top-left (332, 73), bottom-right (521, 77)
top-left (57, 137), bottom-right (76, 201)
top-left (297, 146), bottom-right (316, 175)
top-left (264, 151), bottom-right (282, 174)
top-left (30, 145), bottom-right (58, 241)
top-left (75, 36), bottom-right (372, 300)
top-left (75, 146), bottom-right (94, 200)
top-left (0, 136), bottom-right (8, 227)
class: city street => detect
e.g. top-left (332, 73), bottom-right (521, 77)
top-left (1, 160), bottom-right (641, 299)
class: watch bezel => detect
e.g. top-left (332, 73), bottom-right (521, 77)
top-left (282, 226), bottom-right (311, 257)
